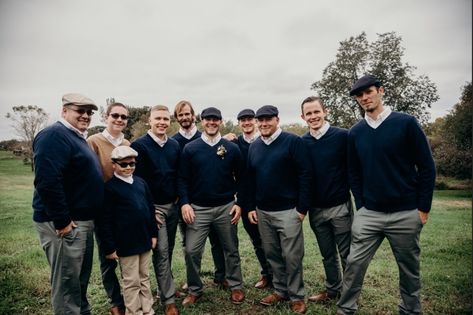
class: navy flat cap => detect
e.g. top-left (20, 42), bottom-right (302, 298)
top-left (255, 105), bottom-right (279, 118)
top-left (349, 75), bottom-right (382, 96)
top-left (201, 107), bottom-right (222, 119)
top-left (237, 109), bottom-right (255, 120)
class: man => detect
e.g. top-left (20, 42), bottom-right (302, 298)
top-left (247, 105), bottom-right (311, 314)
top-left (178, 107), bottom-right (245, 306)
top-left (300, 96), bottom-right (352, 303)
top-left (171, 100), bottom-right (227, 289)
top-left (131, 105), bottom-right (180, 315)
top-left (33, 93), bottom-right (103, 315)
top-left (230, 108), bottom-right (272, 289)
top-left (336, 75), bottom-right (436, 315)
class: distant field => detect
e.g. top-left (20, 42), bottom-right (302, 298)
top-left (0, 151), bottom-right (471, 315)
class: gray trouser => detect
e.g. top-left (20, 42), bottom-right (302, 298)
top-left (153, 203), bottom-right (176, 305)
top-left (309, 201), bottom-right (353, 296)
top-left (185, 202), bottom-right (243, 296)
top-left (257, 208), bottom-right (305, 301)
top-left (337, 208), bottom-right (423, 315)
top-left (36, 220), bottom-right (94, 315)
top-left (95, 231), bottom-right (124, 308)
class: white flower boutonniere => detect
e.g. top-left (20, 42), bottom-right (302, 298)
top-left (217, 145), bottom-right (227, 159)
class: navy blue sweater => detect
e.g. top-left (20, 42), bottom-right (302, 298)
top-left (172, 130), bottom-right (202, 150)
top-left (302, 126), bottom-right (350, 208)
top-left (348, 112), bottom-right (436, 212)
top-left (32, 122), bottom-right (104, 229)
top-left (131, 134), bottom-right (180, 204)
top-left (98, 176), bottom-right (158, 257)
top-left (178, 137), bottom-right (242, 207)
top-left (247, 132), bottom-right (312, 214)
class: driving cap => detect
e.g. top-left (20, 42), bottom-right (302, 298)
top-left (201, 107), bottom-right (222, 119)
top-left (237, 109), bottom-right (255, 120)
top-left (255, 105), bottom-right (279, 118)
top-left (62, 93), bottom-right (98, 110)
top-left (349, 75), bottom-right (382, 96)
top-left (111, 146), bottom-right (138, 160)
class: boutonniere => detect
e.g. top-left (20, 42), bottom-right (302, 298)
top-left (217, 145), bottom-right (227, 159)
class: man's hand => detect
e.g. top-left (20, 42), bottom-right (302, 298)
top-left (248, 210), bottom-right (258, 224)
top-left (151, 237), bottom-right (157, 249)
top-left (418, 210), bottom-right (429, 225)
top-left (297, 212), bottom-right (306, 222)
top-left (55, 221), bottom-right (77, 237)
top-left (230, 205), bottom-right (241, 225)
top-left (106, 251), bottom-right (118, 260)
top-left (181, 204), bottom-right (196, 224)
top-left (222, 133), bottom-right (237, 141)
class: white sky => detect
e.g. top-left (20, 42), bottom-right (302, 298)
top-left (0, 0), bottom-right (471, 140)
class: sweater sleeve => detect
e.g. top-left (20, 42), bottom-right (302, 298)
top-left (144, 182), bottom-right (159, 238)
top-left (97, 183), bottom-right (117, 255)
top-left (177, 145), bottom-right (192, 206)
top-left (130, 140), bottom-right (147, 179)
top-left (292, 137), bottom-right (312, 215)
top-left (347, 129), bottom-right (364, 210)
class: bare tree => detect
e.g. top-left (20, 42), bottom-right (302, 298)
top-left (6, 105), bottom-right (49, 171)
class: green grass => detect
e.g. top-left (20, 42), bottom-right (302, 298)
top-left (0, 150), bottom-right (471, 315)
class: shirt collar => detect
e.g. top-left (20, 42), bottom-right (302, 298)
top-left (114, 172), bottom-right (134, 184)
top-left (242, 131), bottom-right (260, 144)
top-left (261, 127), bottom-right (282, 145)
top-left (147, 130), bottom-right (168, 147)
top-left (365, 106), bottom-right (392, 129)
top-left (102, 128), bottom-right (124, 147)
top-left (59, 118), bottom-right (88, 139)
top-left (178, 124), bottom-right (198, 140)
top-left (201, 132), bottom-right (222, 146)
top-left (310, 122), bottom-right (330, 140)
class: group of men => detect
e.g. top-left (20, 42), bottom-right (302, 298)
top-left (32, 74), bottom-right (436, 315)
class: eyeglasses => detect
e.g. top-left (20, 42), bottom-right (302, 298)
top-left (114, 161), bottom-right (136, 168)
top-left (67, 106), bottom-right (95, 116)
top-left (110, 113), bottom-right (128, 120)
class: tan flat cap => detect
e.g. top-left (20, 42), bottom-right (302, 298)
top-left (62, 93), bottom-right (98, 110)
top-left (111, 146), bottom-right (138, 160)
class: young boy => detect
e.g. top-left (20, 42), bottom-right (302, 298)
top-left (97, 145), bottom-right (159, 315)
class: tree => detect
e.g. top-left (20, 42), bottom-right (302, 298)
top-left (5, 105), bottom-right (49, 171)
top-left (311, 32), bottom-right (439, 128)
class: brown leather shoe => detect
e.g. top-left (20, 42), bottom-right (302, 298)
top-left (182, 294), bottom-right (200, 306)
top-left (254, 276), bottom-right (271, 289)
top-left (109, 306), bottom-right (125, 315)
top-left (290, 300), bottom-right (307, 314)
top-left (260, 293), bottom-right (288, 306)
top-left (230, 289), bottom-right (245, 304)
top-left (164, 303), bottom-right (179, 315)
top-left (308, 290), bottom-right (338, 303)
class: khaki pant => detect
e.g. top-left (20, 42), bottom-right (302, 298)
top-left (119, 251), bottom-right (155, 315)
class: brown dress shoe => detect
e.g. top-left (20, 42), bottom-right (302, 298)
top-left (182, 294), bottom-right (200, 306)
top-left (254, 276), bottom-right (271, 289)
top-left (308, 290), bottom-right (337, 303)
top-left (230, 289), bottom-right (245, 304)
top-left (260, 293), bottom-right (288, 306)
top-left (164, 303), bottom-right (179, 315)
top-left (290, 300), bottom-right (307, 314)
top-left (109, 306), bottom-right (125, 315)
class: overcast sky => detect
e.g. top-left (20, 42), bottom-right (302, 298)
top-left (0, 0), bottom-right (471, 140)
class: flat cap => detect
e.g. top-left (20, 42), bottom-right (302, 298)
top-left (111, 146), bottom-right (138, 160)
top-left (62, 93), bottom-right (98, 110)
top-left (255, 105), bottom-right (279, 118)
top-left (201, 107), bottom-right (222, 119)
top-left (349, 75), bottom-right (382, 96)
top-left (237, 109), bottom-right (255, 120)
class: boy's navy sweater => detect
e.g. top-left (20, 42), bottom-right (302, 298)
top-left (348, 112), bottom-right (436, 212)
top-left (247, 131), bottom-right (312, 214)
top-left (131, 134), bottom-right (180, 204)
top-left (231, 136), bottom-right (252, 213)
top-left (98, 176), bottom-right (158, 257)
top-left (302, 126), bottom-right (350, 208)
top-left (32, 122), bottom-right (104, 229)
top-left (178, 137), bottom-right (242, 207)
top-left (172, 130), bottom-right (202, 150)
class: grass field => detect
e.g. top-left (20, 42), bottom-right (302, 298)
top-left (0, 151), bottom-right (471, 315)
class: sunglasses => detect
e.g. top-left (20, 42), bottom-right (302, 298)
top-left (67, 106), bottom-right (95, 116)
top-left (114, 161), bottom-right (136, 168)
top-left (110, 113), bottom-right (128, 120)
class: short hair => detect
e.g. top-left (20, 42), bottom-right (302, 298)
top-left (300, 96), bottom-right (326, 114)
top-left (173, 100), bottom-right (195, 117)
top-left (150, 105), bottom-right (170, 113)
top-left (106, 102), bottom-right (128, 116)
